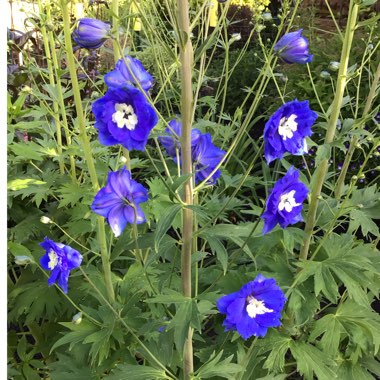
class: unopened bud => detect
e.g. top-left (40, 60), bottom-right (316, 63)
top-left (120, 156), bottom-right (128, 163)
top-left (352, 175), bottom-right (358, 181)
top-left (230, 33), bottom-right (241, 42)
top-left (262, 12), bottom-right (272, 21)
top-left (359, 173), bottom-right (365, 179)
top-left (21, 86), bottom-right (32, 94)
top-left (357, 203), bottom-right (363, 208)
top-left (15, 256), bottom-right (34, 265)
top-left (328, 61), bottom-right (340, 71)
top-left (40, 216), bottom-right (52, 224)
top-left (72, 312), bottom-right (83, 325)
top-left (320, 70), bottom-right (331, 79)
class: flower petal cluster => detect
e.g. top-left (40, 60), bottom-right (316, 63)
top-left (264, 99), bottom-right (317, 164)
top-left (105, 55), bottom-right (153, 92)
top-left (274, 29), bottom-right (313, 64)
top-left (40, 238), bottom-right (82, 293)
top-left (92, 85), bottom-right (158, 151)
top-left (261, 167), bottom-right (309, 234)
top-left (72, 18), bottom-right (110, 49)
top-left (91, 167), bottom-right (148, 237)
top-left (217, 274), bottom-right (286, 340)
top-left (159, 119), bottom-right (225, 184)
top-left (159, 119), bottom-right (201, 161)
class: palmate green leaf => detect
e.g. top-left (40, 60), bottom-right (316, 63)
top-left (50, 321), bottom-right (98, 353)
top-left (48, 353), bottom-right (98, 380)
top-left (349, 209), bottom-right (379, 237)
top-left (296, 234), bottom-right (375, 306)
top-left (8, 279), bottom-right (64, 324)
top-left (58, 181), bottom-right (93, 208)
top-left (106, 365), bottom-right (169, 380)
top-left (195, 350), bottom-right (243, 379)
top-left (337, 361), bottom-right (375, 380)
top-left (289, 341), bottom-right (337, 380)
top-left (261, 332), bottom-right (292, 373)
top-left (309, 314), bottom-right (343, 358)
top-left (9, 141), bottom-right (45, 162)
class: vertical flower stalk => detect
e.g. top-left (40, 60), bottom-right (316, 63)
top-left (177, 0), bottom-right (194, 376)
top-left (300, 0), bottom-right (359, 261)
top-left (335, 62), bottom-right (380, 199)
top-left (111, 0), bottom-right (132, 170)
top-left (37, 0), bottom-right (64, 175)
top-left (44, 0), bottom-right (76, 181)
top-left (60, 0), bottom-right (115, 302)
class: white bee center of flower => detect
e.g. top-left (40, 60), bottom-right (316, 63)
top-left (278, 190), bottom-right (301, 212)
top-left (246, 296), bottom-right (273, 318)
top-left (48, 249), bottom-right (59, 270)
top-left (112, 103), bottom-right (138, 131)
top-left (278, 114), bottom-right (298, 140)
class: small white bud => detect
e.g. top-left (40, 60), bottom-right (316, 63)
top-left (120, 156), bottom-right (128, 163)
top-left (320, 70), bottom-right (331, 79)
top-left (72, 312), bottom-right (83, 325)
top-left (262, 12), bottom-right (272, 21)
top-left (328, 61), bottom-right (340, 71)
top-left (40, 216), bottom-right (52, 224)
top-left (15, 256), bottom-right (34, 265)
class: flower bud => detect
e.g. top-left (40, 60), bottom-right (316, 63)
top-left (352, 175), bottom-right (358, 181)
top-left (40, 216), bottom-right (52, 224)
top-left (72, 18), bottom-right (111, 49)
top-left (262, 12), bottom-right (272, 22)
top-left (15, 256), bottom-right (34, 265)
top-left (72, 312), bottom-right (83, 325)
top-left (320, 70), bottom-right (331, 79)
top-left (230, 33), bottom-right (242, 42)
top-left (328, 61), bottom-right (340, 71)
top-left (274, 29), bottom-right (313, 64)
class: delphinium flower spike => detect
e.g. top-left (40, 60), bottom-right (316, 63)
top-left (261, 167), bottom-right (309, 235)
top-left (217, 274), bottom-right (286, 340)
top-left (264, 99), bottom-right (318, 164)
top-left (40, 238), bottom-right (83, 293)
top-left (91, 167), bottom-right (149, 237)
top-left (274, 29), bottom-right (313, 64)
top-left (72, 18), bottom-right (111, 49)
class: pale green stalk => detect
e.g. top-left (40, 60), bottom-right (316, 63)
top-left (45, 0), bottom-right (76, 181)
top-left (334, 62), bottom-right (380, 199)
top-left (37, 0), bottom-right (64, 175)
top-left (177, 0), bottom-right (194, 376)
top-left (60, 0), bottom-right (115, 302)
top-left (300, 0), bottom-right (359, 261)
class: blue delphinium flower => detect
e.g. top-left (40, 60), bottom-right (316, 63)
top-left (274, 29), bottom-right (313, 64)
top-left (159, 119), bottom-right (201, 161)
top-left (40, 238), bottom-right (83, 293)
top-left (193, 133), bottom-right (226, 184)
top-left (72, 18), bottom-right (111, 49)
top-left (91, 167), bottom-right (148, 237)
top-left (217, 274), bottom-right (286, 340)
top-left (92, 85), bottom-right (158, 151)
top-left (104, 56), bottom-right (153, 92)
top-left (261, 167), bottom-right (309, 235)
top-left (264, 99), bottom-right (318, 164)
top-left (159, 119), bottom-right (225, 184)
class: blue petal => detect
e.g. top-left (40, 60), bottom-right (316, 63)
top-left (107, 204), bottom-right (128, 237)
top-left (217, 292), bottom-right (238, 314)
top-left (57, 270), bottom-right (70, 293)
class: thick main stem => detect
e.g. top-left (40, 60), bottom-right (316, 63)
top-left (60, 0), bottom-right (115, 302)
top-left (334, 62), bottom-right (380, 199)
top-left (177, 0), bottom-right (194, 377)
top-left (300, 0), bottom-right (359, 261)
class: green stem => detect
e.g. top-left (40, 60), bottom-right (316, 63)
top-left (46, 0), bottom-right (77, 181)
top-left (300, 0), bottom-right (359, 261)
top-left (60, 0), bottom-right (115, 302)
top-left (38, 0), bottom-right (64, 175)
top-left (177, 0), bottom-right (194, 377)
top-left (334, 61), bottom-right (380, 199)
top-left (236, 337), bottom-right (258, 380)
